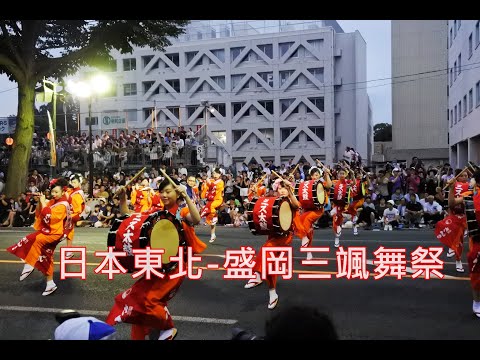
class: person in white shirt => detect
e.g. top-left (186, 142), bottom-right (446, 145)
top-left (422, 195), bottom-right (443, 226)
top-left (383, 200), bottom-right (400, 231)
top-left (177, 163), bottom-right (188, 178)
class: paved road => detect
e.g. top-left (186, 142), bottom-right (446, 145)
top-left (0, 225), bottom-right (478, 340)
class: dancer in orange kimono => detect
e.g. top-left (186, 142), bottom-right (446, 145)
top-left (344, 169), bottom-right (370, 236)
top-left (244, 177), bottom-right (300, 310)
top-left (106, 178), bottom-right (205, 340)
top-left (330, 167), bottom-right (352, 248)
top-left (131, 178), bottom-right (153, 213)
top-left (294, 166), bottom-right (332, 260)
top-left (64, 174), bottom-right (86, 259)
top-left (200, 168), bottom-right (224, 243)
top-left (443, 169), bottom-right (480, 317)
top-left (7, 177), bottom-right (71, 296)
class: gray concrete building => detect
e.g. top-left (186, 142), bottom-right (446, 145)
top-left (448, 20), bottom-right (480, 168)
top-left (390, 20), bottom-right (449, 166)
top-left (76, 20), bottom-right (372, 169)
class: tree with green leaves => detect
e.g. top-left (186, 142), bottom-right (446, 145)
top-left (0, 20), bottom-right (189, 197)
top-left (373, 122), bottom-right (392, 142)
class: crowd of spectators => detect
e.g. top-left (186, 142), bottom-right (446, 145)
top-left (0, 150), bottom-right (458, 232)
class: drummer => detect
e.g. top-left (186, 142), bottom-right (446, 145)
top-left (130, 177), bottom-right (153, 213)
top-left (293, 166), bottom-right (332, 260)
top-left (106, 178), bottom-right (206, 340)
top-left (344, 169), bottom-right (370, 236)
top-left (244, 177), bottom-right (300, 310)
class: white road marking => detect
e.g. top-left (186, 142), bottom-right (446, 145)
top-left (0, 305), bottom-right (237, 324)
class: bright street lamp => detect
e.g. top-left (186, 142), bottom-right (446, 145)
top-left (66, 74), bottom-right (110, 197)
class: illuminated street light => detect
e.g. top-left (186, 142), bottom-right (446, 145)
top-left (66, 74), bottom-right (110, 196)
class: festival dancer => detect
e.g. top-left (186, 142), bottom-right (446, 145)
top-left (106, 177), bottom-right (205, 340)
top-left (330, 165), bottom-right (353, 248)
top-left (444, 169), bottom-right (470, 272)
top-left (244, 177), bottom-right (300, 310)
top-left (344, 168), bottom-right (370, 236)
top-left (131, 178), bottom-right (153, 213)
top-left (293, 164), bottom-right (332, 260)
top-left (247, 174), bottom-right (267, 202)
top-left (64, 174), bottom-right (86, 259)
top-left (186, 175), bottom-right (200, 210)
top-left (200, 168), bottom-right (224, 243)
top-left (442, 169), bottom-right (480, 317)
top-left (7, 177), bottom-right (72, 296)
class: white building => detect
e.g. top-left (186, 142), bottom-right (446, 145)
top-left (448, 20), bottom-right (480, 168)
top-left (77, 20), bottom-right (372, 169)
top-left (390, 20), bottom-right (449, 166)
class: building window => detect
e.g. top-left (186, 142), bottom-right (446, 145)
top-left (307, 68), bottom-right (324, 84)
top-left (231, 74), bottom-right (245, 90)
top-left (454, 105), bottom-right (457, 124)
top-left (232, 102), bottom-right (246, 116)
top-left (279, 42), bottom-right (293, 57)
top-left (469, 33), bottom-right (473, 58)
top-left (166, 79), bottom-right (180, 93)
top-left (307, 97), bottom-right (325, 112)
top-left (123, 83), bottom-right (137, 96)
top-left (165, 53), bottom-right (180, 67)
top-left (449, 68), bottom-right (453, 87)
top-left (469, 89), bottom-right (474, 112)
top-left (186, 78), bottom-right (199, 91)
top-left (450, 109), bottom-right (453, 127)
top-left (463, 95), bottom-right (467, 117)
top-left (458, 101), bottom-right (461, 121)
top-left (211, 103), bottom-right (226, 117)
top-left (211, 131), bottom-right (226, 144)
top-left (258, 72), bottom-right (274, 87)
top-left (233, 130), bottom-right (246, 144)
top-left (307, 126), bottom-right (325, 141)
top-left (143, 108), bottom-right (154, 120)
top-left (143, 81), bottom-right (157, 95)
top-left (210, 49), bottom-right (225, 63)
top-left (307, 39), bottom-right (324, 51)
top-left (280, 99), bottom-right (298, 114)
top-left (458, 20), bottom-right (461, 30)
top-left (258, 100), bottom-right (274, 114)
top-left (166, 106), bottom-right (180, 119)
top-left (476, 21), bottom-right (480, 48)
top-left (454, 20), bottom-right (457, 38)
top-left (185, 51), bottom-right (198, 65)
top-left (211, 76), bottom-right (225, 89)
top-left (476, 81), bottom-right (480, 107)
top-left (231, 47), bottom-right (244, 62)
top-left (279, 70), bottom-right (298, 86)
top-left (142, 55), bottom-right (154, 69)
top-left (449, 28), bottom-right (453, 47)
top-left (258, 44), bottom-right (273, 59)
top-left (123, 58), bottom-right (136, 71)
top-left (187, 105), bottom-right (199, 119)
top-left (281, 128), bottom-right (299, 142)
top-left (85, 116), bottom-right (98, 126)
top-left (454, 61), bottom-right (457, 80)
top-left (458, 53), bottom-right (462, 75)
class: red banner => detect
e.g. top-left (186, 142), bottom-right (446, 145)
top-left (298, 180), bottom-right (315, 210)
top-left (252, 197), bottom-right (275, 235)
top-left (114, 214), bottom-right (150, 272)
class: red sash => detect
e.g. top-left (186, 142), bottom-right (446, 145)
top-left (333, 180), bottom-right (348, 204)
top-left (435, 214), bottom-right (466, 249)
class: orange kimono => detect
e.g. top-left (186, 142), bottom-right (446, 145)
top-left (7, 196), bottom-right (70, 277)
top-left (106, 205), bottom-right (207, 340)
top-left (131, 188), bottom-right (153, 213)
top-left (345, 179), bottom-right (367, 218)
top-left (65, 187), bottom-right (85, 241)
top-left (330, 179), bottom-right (350, 234)
top-left (248, 185), bottom-right (267, 202)
top-left (467, 188), bottom-right (480, 290)
top-left (200, 178), bottom-right (224, 225)
top-left (150, 191), bottom-right (164, 213)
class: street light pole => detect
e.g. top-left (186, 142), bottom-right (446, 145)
top-left (88, 99), bottom-right (94, 197)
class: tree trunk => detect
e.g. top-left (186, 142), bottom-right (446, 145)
top-left (5, 81), bottom-right (36, 198)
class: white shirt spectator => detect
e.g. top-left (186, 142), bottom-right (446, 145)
top-left (423, 200), bottom-right (442, 214)
top-left (178, 166), bottom-right (188, 177)
top-left (404, 193), bottom-right (420, 203)
top-left (383, 208), bottom-right (399, 223)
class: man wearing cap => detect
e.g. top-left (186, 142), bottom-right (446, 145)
top-left (383, 200), bottom-right (399, 231)
top-left (54, 316), bottom-right (116, 340)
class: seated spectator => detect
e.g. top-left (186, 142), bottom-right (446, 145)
top-left (357, 195), bottom-right (376, 229)
top-left (404, 188), bottom-right (420, 203)
top-left (422, 195), bottom-right (443, 227)
top-left (89, 205), bottom-right (101, 226)
top-left (383, 200), bottom-right (400, 230)
top-left (397, 198), bottom-right (407, 224)
top-left (374, 198), bottom-right (387, 222)
top-left (405, 195), bottom-right (423, 228)
top-left (391, 188), bottom-right (404, 205)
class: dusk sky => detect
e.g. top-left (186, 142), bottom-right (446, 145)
top-left (0, 20), bottom-right (392, 124)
